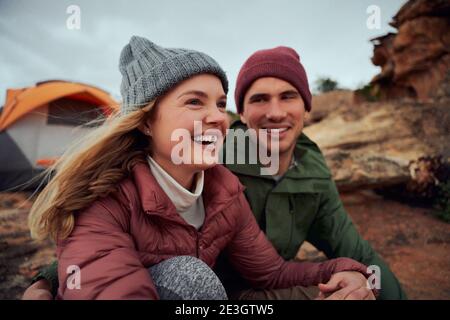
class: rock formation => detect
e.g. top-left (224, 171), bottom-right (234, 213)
top-left (369, 0), bottom-right (450, 101)
top-left (304, 98), bottom-right (450, 191)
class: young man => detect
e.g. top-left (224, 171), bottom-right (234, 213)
top-left (219, 46), bottom-right (406, 300)
top-left (24, 46), bottom-right (404, 300)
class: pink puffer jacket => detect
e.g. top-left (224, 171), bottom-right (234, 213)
top-left (56, 161), bottom-right (369, 299)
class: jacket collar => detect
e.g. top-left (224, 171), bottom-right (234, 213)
top-left (225, 120), bottom-right (331, 180)
top-left (131, 161), bottom-right (244, 222)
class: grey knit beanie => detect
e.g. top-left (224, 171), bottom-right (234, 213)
top-left (119, 36), bottom-right (229, 114)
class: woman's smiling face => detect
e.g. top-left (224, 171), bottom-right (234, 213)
top-left (144, 73), bottom-right (229, 173)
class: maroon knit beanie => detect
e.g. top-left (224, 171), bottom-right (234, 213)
top-left (235, 46), bottom-right (311, 114)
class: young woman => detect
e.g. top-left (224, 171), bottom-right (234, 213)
top-left (27, 36), bottom-right (374, 300)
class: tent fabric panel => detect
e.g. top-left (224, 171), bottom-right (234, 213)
top-left (0, 131), bottom-right (32, 172)
top-left (0, 168), bottom-right (46, 192)
top-left (6, 105), bottom-right (47, 165)
top-left (36, 122), bottom-right (92, 164)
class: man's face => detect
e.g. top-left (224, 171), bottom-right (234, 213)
top-left (240, 77), bottom-right (306, 155)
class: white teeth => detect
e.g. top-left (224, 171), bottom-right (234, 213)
top-left (193, 135), bottom-right (218, 143)
top-left (265, 128), bottom-right (288, 133)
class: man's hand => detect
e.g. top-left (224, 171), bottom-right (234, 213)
top-left (22, 279), bottom-right (53, 300)
top-left (316, 271), bottom-right (375, 300)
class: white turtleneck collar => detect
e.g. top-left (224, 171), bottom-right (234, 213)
top-left (147, 156), bottom-right (205, 230)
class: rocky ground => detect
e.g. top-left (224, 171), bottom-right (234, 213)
top-left (298, 190), bottom-right (450, 300)
top-left (0, 190), bottom-right (449, 300)
top-left (0, 192), bottom-right (55, 300)
top-left (299, 190), bottom-right (450, 300)
top-left (338, 190), bottom-right (450, 299)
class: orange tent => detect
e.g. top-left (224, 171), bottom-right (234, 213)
top-left (0, 80), bottom-right (119, 131)
top-left (0, 80), bottom-right (119, 191)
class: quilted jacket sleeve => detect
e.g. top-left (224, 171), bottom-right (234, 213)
top-left (225, 192), bottom-right (370, 289)
top-left (56, 198), bottom-right (158, 300)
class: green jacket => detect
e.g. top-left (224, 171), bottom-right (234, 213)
top-left (223, 120), bottom-right (406, 300)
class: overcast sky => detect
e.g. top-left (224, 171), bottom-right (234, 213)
top-left (0, 0), bottom-right (406, 112)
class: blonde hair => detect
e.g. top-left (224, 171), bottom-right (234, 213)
top-left (28, 102), bottom-right (156, 241)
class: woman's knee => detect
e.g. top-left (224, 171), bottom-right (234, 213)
top-left (149, 256), bottom-right (227, 300)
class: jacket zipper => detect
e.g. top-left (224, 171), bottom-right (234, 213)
top-left (286, 195), bottom-right (295, 257)
top-left (195, 229), bottom-right (200, 258)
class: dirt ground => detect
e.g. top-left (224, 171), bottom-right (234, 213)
top-left (0, 192), bottom-right (55, 300)
top-left (0, 190), bottom-right (449, 300)
top-left (339, 190), bottom-right (450, 299)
